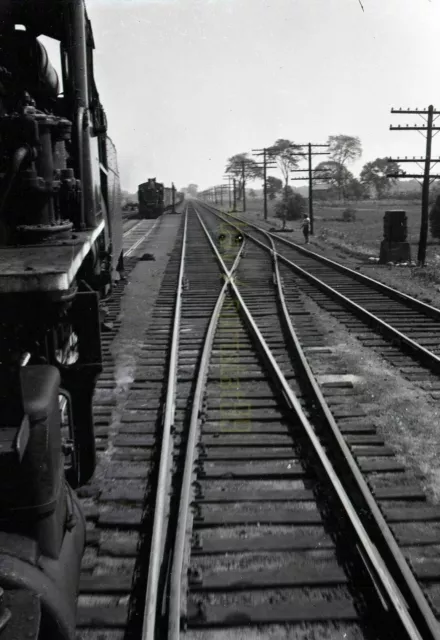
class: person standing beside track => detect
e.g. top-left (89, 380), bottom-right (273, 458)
top-left (301, 215), bottom-right (310, 244)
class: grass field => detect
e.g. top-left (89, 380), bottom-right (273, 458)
top-left (313, 200), bottom-right (439, 260)
top-left (241, 197), bottom-right (440, 259)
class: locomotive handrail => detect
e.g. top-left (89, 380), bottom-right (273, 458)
top-left (142, 207), bottom-right (188, 640)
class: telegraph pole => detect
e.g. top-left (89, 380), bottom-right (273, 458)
top-left (388, 105), bottom-right (440, 265)
top-left (308, 144), bottom-right (313, 230)
top-left (225, 173), bottom-right (242, 212)
top-left (290, 143), bottom-right (330, 235)
top-left (422, 106), bottom-right (434, 263)
top-left (223, 175), bottom-right (232, 209)
top-left (227, 159), bottom-right (261, 213)
top-left (252, 147), bottom-right (277, 220)
top-left (217, 184), bottom-right (229, 207)
top-left (241, 161), bottom-right (246, 212)
top-left (263, 149), bottom-right (267, 219)
top-left (224, 175), bottom-right (235, 210)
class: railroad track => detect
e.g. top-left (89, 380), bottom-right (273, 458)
top-left (75, 212), bottom-right (179, 638)
top-left (122, 218), bottom-right (141, 234)
top-left (74, 202), bottom-right (440, 639)
top-left (122, 218), bottom-right (161, 258)
top-left (199, 203), bottom-right (440, 394)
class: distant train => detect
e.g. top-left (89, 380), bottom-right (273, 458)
top-left (138, 178), bottom-right (184, 218)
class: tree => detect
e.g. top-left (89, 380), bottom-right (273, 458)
top-left (187, 184), bottom-right (198, 197)
top-left (275, 192), bottom-right (306, 229)
top-left (326, 135), bottom-right (362, 199)
top-left (346, 177), bottom-right (368, 201)
top-left (267, 176), bottom-right (283, 200)
top-left (328, 134), bottom-right (362, 166)
top-left (267, 139), bottom-right (301, 196)
top-left (225, 153), bottom-right (262, 200)
top-left (314, 160), bottom-right (353, 199)
top-left (248, 189), bottom-right (257, 198)
top-left (360, 158), bottom-right (400, 199)
top-left (429, 195), bottom-right (440, 240)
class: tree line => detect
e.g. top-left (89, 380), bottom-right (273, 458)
top-left (226, 135), bottom-right (401, 202)
top-left (222, 136), bottom-right (440, 242)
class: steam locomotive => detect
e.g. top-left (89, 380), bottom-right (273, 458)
top-left (0, 1), bottom-right (123, 638)
top-left (138, 178), bottom-right (184, 218)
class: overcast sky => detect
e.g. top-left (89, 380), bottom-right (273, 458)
top-left (58, 0), bottom-right (440, 192)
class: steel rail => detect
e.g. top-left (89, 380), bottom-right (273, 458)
top-left (267, 232), bottom-right (440, 640)
top-left (142, 207), bottom-right (188, 640)
top-left (194, 202), bottom-right (439, 640)
top-left (222, 207), bottom-right (440, 322)
top-left (271, 227), bottom-right (440, 321)
top-left (203, 204), bottom-right (440, 375)
top-left (167, 224), bottom-right (245, 639)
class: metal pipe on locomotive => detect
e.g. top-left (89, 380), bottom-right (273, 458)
top-left (0, 1), bottom-right (123, 638)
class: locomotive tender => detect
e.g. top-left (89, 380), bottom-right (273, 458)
top-left (0, 1), bottom-right (123, 638)
top-left (138, 177), bottom-right (183, 218)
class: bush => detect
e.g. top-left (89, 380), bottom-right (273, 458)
top-left (275, 193), bottom-right (306, 223)
top-left (342, 207), bottom-right (356, 222)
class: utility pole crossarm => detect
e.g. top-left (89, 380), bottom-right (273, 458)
top-left (294, 153), bottom-right (330, 158)
top-left (387, 173), bottom-right (440, 179)
top-left (387, 157), bottom-right (440, 162)
top-left (391, 108), bottom-right (440, 115)
top-left (290, 168), bottom-right (331, 172)
top-left (390, 126), bottom-right (440, 131)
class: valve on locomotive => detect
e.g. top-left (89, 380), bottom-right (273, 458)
top-left (0, 30), bottom-right (81, 244)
